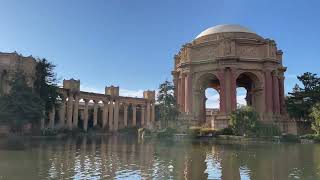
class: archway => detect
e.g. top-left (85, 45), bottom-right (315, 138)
top-left (236, 72), bottom-right (263, 113)
top-left (196, 73), bottom-right (221, 122)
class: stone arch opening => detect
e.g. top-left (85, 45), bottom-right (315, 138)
top-left (196, 73), bottom-right (221, 122)
top-left (236, 72), bottom-right (263, 112)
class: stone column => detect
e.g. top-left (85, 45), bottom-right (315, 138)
top-left (123, 104), bottom-right (128, 128)
top-left (49, 106), bottom-right (55, 129)
top-left (218, 70), bottom-right (226, 113)
top-left (273, 75), bottom-right (280, 114)
top-left (279, 76), bottom-right (286, 114)
top-left (59, 98), bottom-right (66, 128)
top-left (230, 69), bottom-right (237, 111)
top-left (73, 96), bottom-right (79, 128)
top-left (141, 106), bottom-right (145, 127)
top-left (180, 75), bottom-right (186, 112)
top-left (146, 102), bottom-right (151, 126)
top-left (114, 100), bottom-right (119, 131)
top-left (184, 74), bottom-right (193, 113)
top-left (265, 70), bottom-right (273, 113)
top-left (108, 101), bottom-right (114, 130)
top-left (93, 100), bottom-right (98, 127)
top-left (151, 102), bottom-right (155, 123)
top-left (102, 101), bottom-right (109, 129)
top-left (177, 77), bottom-right (181, 108)
top-left (67, 95), bottom-right (74, 130)
top-left (83, 99), bottom-right (89, 131)
top-left (132, 104), bottom-right (137, 127)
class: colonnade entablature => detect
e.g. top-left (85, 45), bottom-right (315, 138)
top-left (45, 79), bottom-right (156, 132)
top-left (172, 24), bottom-right (289, 130)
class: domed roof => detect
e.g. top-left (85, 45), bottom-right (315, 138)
top-left (196, 24), bottom-right (255, 39)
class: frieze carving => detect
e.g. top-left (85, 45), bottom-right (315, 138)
top-left (237, 46), bottom-right (259, 58)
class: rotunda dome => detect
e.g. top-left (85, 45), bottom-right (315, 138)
top-left (196, 24), bottom-right (255, 39)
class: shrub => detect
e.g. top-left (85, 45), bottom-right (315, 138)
top-left (41, 128), bottom-right (58, 136)
top-left (118, 127), bottom-right (139, 134)
top-left (156, 128), bottom-right (177, 138)
top-left (281, 134), bottom-right (299, 142)
top-left (230, 106), bottom-right (259, 136)
top-left (187, 126), bottom-right (201, 137)
top-left (218, 126), bottom-right (234, 135)
top-left (254, 123), bottom-right (281, 137)
top-left (310, 103), bottom-right (320, 136)
top-left (200, 128), bottom-right (215, 136)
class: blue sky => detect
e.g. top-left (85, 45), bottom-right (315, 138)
top-left (0, 0), bottom-right (319, 107)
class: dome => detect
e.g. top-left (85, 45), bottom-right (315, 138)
top-left (196, 24), bottom-right (255, 39)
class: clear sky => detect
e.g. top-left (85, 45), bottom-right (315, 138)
top-left (0, 0), bottom-right (319, 107)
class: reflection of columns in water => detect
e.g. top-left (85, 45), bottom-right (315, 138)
top-left (59, 98), bottom-right (66, 128)
top-left (109, 101), bottom-right (114, 130)
top-left (93, 100), bottom-right (98, 127)
top-left (220, 149), bottom-right (241, 180)
top-left (102, 101), bottom-right (109, 129)
top-left (185, 144), bottom-right (208, 180)
top-left (132, 104), bottom-right (137, 126)
top-left (123, 104), bottom-right (128, 127)
top-left (73, 96), bottom-right (79, 128)
top-left (83, 99), bottom-right (89, 131)
top-left (67, 95), bottom-right (74, 130)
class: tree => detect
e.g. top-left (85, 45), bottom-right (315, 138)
top-left (0, 73), bottom-right (44, 131)
top-left (157, 80), bottom-right (179, 128)
top-left (286, 72), bottom-right (320, 120)
top-left (310, 104), bottom-right (320, 135)
top-left (34, 58), bottom-right (60, 112)
top-left (230, 106), bottom-right (259, 136)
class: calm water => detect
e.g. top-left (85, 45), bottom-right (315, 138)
top-left (0, 136), bottom-right (319, 180)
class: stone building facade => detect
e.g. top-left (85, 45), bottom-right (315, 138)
top-left (172, 24), bottom-right (296, 133)
top-left (0, 52), bottom-right (156, 132)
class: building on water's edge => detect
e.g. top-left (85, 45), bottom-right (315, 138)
top-left (172, 24), bottom-right (297, 134)
top-left (0, 52), bottom-right (156, 132)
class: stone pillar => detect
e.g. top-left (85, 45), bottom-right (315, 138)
top-left (67, 95), bottom-right (74, 130)
top-left (49, 106), bottom-right (55, 129)
top-left (218, 70), bottom-right (226, 113)
top-left (177, 77), bottom-right (181, 108)
top-left (180, 75), bottom-right (185, 112)
top-left (102, 101), bottom-right (109, 129)
top-left (184, 74), bottom-right (193, 113)
top-left (273, 75), bottom-right (280, 114)
top-left (141, 106), bottom-right (145, 127)
top-left (279, 76), bottom-right (286, 114)
top-left (59, 98), bottom-right (66, 128)
top-left (146, 102), bottom-right (151, 126)
top-left (173, 78), bottom-right (178, 102)
top-left (73, 96), bottom-right (79, 128)
top-left (114, 100), bottom-right (119, 131)
top-left (264, 70), bottom-right (273, 113)
top-left (93, 100), bottom-right (98, 127)
top-left (124, 104), bottom-right (128, 128)
top-left (151, 102), bottom-right (155, 123)
top-left (83, 99), bottom-right (89, 131)
top-left (132, 104), bottom-right (137, 127)
top-left (230, 69), bottom-right (237, 111)
top-left (108, 101), bottom-right (114, 130)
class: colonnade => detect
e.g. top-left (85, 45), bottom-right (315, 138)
top-left (47, 91), bottom-right (155, 131)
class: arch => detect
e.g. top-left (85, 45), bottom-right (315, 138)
top-left (194, 72), bottom-right (221, 123)
top-left (236, 71), bottom-right (263, 114)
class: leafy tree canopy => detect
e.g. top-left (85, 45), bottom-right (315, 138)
top-left (156, 80), bottom-right (179, 128)
top-left (0, 73), bottom-right (44, 129)
top-left (286, 72), bottom-right (320, 120)
top-left (34, 58), bottom-right (59, 111)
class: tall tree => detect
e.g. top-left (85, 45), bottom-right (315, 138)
top-left (286, 72), bottom-right (320, 120)
top-left (0, 73), bottom-right (44, 131)
top-left (34, 58), bottom-right (59, 112)
top-left (157, 80), bottom-right (179, 128)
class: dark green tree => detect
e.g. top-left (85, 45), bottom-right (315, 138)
top-left (34, 58), bottom-right (59, 112)
top-left (156, 80), bottom-right (179, 128)
top-left (230, 106), bottom-right (259, 136)
top-left (286, 72), bottom-right (320, 120)
top-left (0, 73), bottom-right (44, 132)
